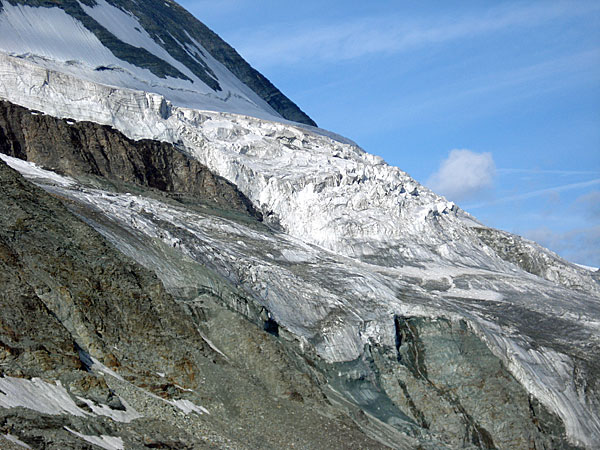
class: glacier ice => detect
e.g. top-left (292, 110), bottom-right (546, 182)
top-left (1, 49), bottom-right (599, 447)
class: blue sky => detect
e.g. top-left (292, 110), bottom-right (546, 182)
top-left (179, 0), bottom-right (600, 267)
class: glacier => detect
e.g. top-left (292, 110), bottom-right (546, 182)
top-left (0, 0), bottom-right (599, 446)
top-left (0, 54), bottom-right (599, 446)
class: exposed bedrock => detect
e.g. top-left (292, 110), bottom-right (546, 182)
top-left (473, 226), bottom-right (599, 293)
top-left (0, 99), bottom-right (261, 219)
top-left (369, 316), bottom-right (577, 449)
top-left (0, 153), bottom-right (217, 384)
top-left (0, 158), bottom-right (394, 449)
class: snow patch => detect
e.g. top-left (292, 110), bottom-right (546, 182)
top-left (88, 356), bottom-right (126, 381)
top-left (2, 434), bottom-right (31, 449)
top-left (0, 153), bottom-right (76, 187)
top-left (64, 427), bottom-right (124, 450)
top-left (0, 377), bottom-right (88, 417)
top-left (76, 396), bottom-right (142, 423)
top-left (171, 399), bottom-right (209, 415)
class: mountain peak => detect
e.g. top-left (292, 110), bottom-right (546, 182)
top-left (0, 0), bottom-right (317, 125)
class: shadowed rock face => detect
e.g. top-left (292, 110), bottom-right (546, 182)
top-left (0, 100), bottom-right (262, 219)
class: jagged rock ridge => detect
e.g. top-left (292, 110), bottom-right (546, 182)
top-left (0, 99), bottom-right (261, 219)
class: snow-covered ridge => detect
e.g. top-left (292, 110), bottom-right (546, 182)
top-left (0, 1), bottom-right (282, 121)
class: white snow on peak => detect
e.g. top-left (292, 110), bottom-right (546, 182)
top-left (576, 263), bottom-right (599, 272)
top-left (79, 0), bottom-right (197, 81)
top-left (0, 1), bottom-right (282, 120)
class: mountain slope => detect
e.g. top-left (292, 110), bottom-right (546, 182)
top-left (0, 0), bottom-right (599, 448)
top-left (0, 151), bottom-right (397, 449)
top-left (1, 96), bottom-right (598, 448)
top-left (0, 0), bottom-right (316, 125)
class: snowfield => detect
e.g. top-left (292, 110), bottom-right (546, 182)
top-left (0, 1), bottom-right (282, 121)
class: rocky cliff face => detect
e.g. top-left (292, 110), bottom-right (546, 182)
top-left (0, 100), bottom-right (260, 219)
top-left (0, 154), bottom-right (392, 449)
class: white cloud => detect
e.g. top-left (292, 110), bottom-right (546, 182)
top-left (426, 149), bottom-right (495, 201)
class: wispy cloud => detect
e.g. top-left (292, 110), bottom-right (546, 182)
top-left (498, 168), bottom-right (600, 176)
top-left (427, 149), bottom-right (496, 202)
top-left (524, 226), bottom-right (600, 267)
top-left (231, 2), bottom-right (600, 67)
top-left (575, 190), bottom-right (600, 220)
top-left (376, 47), bottom-right (600, 127)
top-left (466, 179), bottom-right (600, 209)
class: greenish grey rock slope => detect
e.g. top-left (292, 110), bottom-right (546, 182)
top-left (0, 101), bottom-right (583, 449)
top-left (0, 140), bottom-right (388, 448)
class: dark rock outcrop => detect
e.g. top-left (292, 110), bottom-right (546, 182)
top-left (374, 317), bottom-right (576, 449)
top-left (0, 153), bottom-right (215, 382)
top-left (0, 100), bottom-right (261, 220)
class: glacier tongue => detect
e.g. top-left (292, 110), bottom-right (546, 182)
top-left (1, 51), bottom-right (600, 447)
